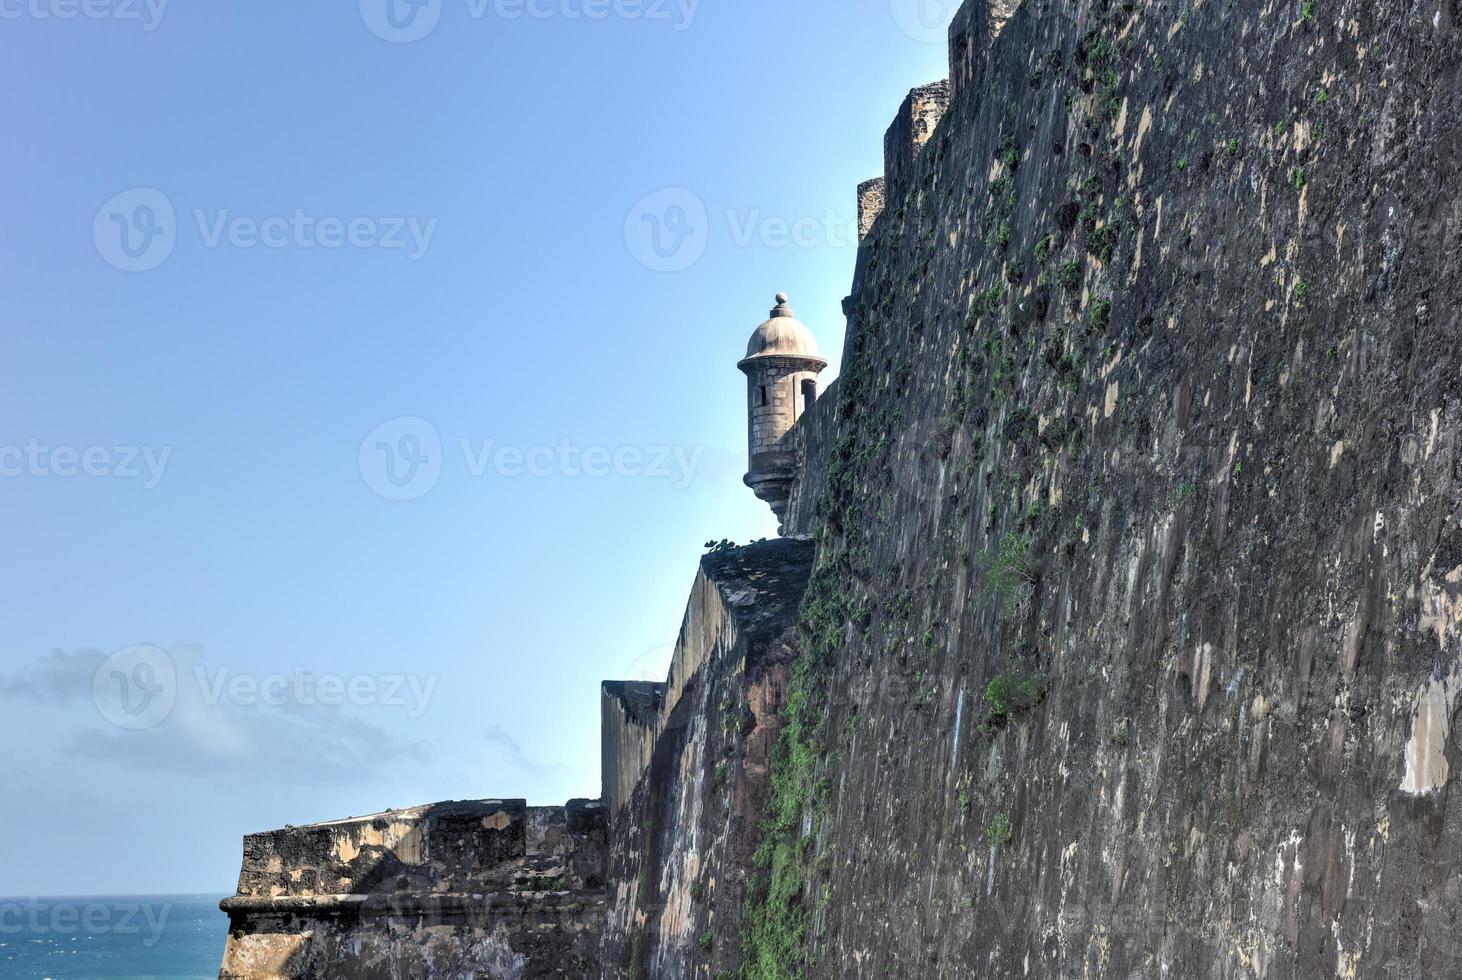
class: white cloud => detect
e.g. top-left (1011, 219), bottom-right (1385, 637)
top-left (1, 644), bottom-right (434, 784)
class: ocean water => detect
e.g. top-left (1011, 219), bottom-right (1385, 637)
top-left (0, 896), bottom-right (227, 980)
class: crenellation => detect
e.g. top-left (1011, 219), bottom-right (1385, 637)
top-left (882, 79), bottom-right (951, 202)
top-left (948, 0), bottom-right (1023, 103)
top-left (857, 177), bottom-right (886, 239)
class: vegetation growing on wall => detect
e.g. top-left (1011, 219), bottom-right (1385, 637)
top-left (978, 673), bottom-right (1046, 734)
top-left (738, 563), bottom-right (854, 978)
top-left (739, 268), bottom-right (886, 979)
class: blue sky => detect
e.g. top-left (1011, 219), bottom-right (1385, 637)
top-left (0, 0), bottom-right (952, 895)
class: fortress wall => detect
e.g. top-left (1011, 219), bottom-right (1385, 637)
top-left (214, 543), bottom-right (812, 980)
top-left (779, 0), bottom-right (1012, 543)
top-left (856, 179), bottom-right (886, 240)
top-left (598, 557), bottom-right (738, 821)
top-left (601, 682), bottom-right (665, 819)
top-left (739, 0), bottom-right (1462, 975)
top-left (662, 561), bottom-right (735, 725)
top-left (782, 378), bottom-right (841, 539)
top-left (881, 80), bottom-right (951, 208)
top-left (600, 539), bottom-right (814, 978)
top-left (218, 799), bottom-right (608, 978)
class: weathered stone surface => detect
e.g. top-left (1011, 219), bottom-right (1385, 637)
top-left (782, 379), bottom-right (840, 539)
top-left (857, 181), bottom-right (886, 241)
top-left (601, 538), bottom-right (815, 978)
top-left (740, 0), bottom-right (1462, 975)
top-left (218, 800), bottom-right (607, 979)
top-left (602, 681), bottom-right (667, 819)
top-left (883, 81), bottom-right (952, 199)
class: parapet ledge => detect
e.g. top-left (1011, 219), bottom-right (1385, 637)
top-left (224, 797), bottom-right (608, 911)
top-left (881, 79), bottom-right (951, 204)
top-left (696, 538), bottom-right (816, 646)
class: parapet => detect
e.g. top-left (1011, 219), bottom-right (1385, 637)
top-left (865, 0), bottom-right (1024, 234)
top-left (218, 799), bottom-right (608, 978)
top-left (882, 79), bottom-right (951, 200)
top-left (857, 178), bottom-right (886, 240)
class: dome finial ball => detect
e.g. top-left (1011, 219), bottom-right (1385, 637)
top-left (776, 292), bottom-right (789, 304)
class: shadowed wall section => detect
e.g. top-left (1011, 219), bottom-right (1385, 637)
top-left (599, 539), bottom-right (815, 979)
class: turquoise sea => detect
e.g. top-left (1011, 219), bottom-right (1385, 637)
top-left (0, 897), bottom-right (227, 980)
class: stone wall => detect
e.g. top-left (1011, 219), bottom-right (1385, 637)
top-left (746, 359), bottom-right (823, 460)
top-left (856, 180), bottom-right (886, 241)
top-left (600, 539), bottom-right (814, 979)
top-left (739, 0), bottom-right (1462, 976)
top-left (602, 681), bottom-right (665, 819)
top-left (881, 81), bottom-right (951, 199)
top-left (782, 378), bottom-right (840, 539)
top-left (218, 799), bottom-right (607, 979)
